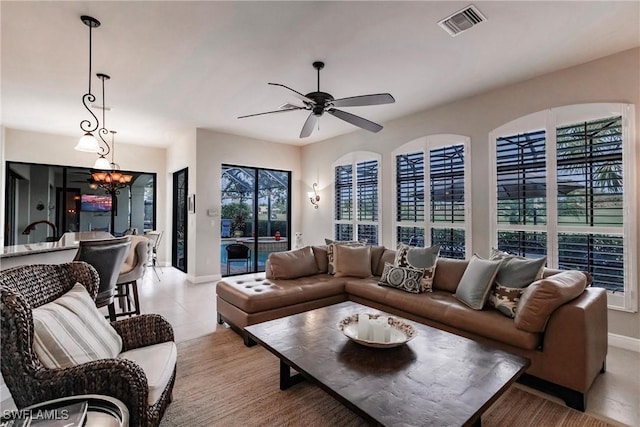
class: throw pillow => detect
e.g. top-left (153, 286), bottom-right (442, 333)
top-left (454, 255), bottom-right (503, 310)
top-left (333, 245), bottom-right (372, 278)
top-left (327, 241), bottom-right (365, 274)
top-left (494, 256), bottom-right (547, 288)
top-left (488, 284), bottom-right (525, 318)
top-left (311, 245), bottom-right (329, 273)
top-left (489, 247), bottom-right (513, 260)
top-left (32, 283), bottom-right (123, 369)
top-left (514, 270), bottom-right (588, 333)
top-left (268, 247), bottom-right (319, 279)
top-left (485, 252), bottom-right (546, 317)
top-left (378, 262), bottom-right (426, 293)
top-left (394, 244), bottom-right (440, 292)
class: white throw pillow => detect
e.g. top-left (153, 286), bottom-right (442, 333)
top-left (33, 283), bottom-right (123, 369)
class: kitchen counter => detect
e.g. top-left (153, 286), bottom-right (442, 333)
top-left (0, 231), bottom-right (113, 270)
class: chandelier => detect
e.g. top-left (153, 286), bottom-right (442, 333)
top-left (91, 130), bottom-right (133, 193)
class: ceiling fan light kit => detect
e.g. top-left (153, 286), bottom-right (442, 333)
top-left (238, 61), bottom-right (395, 138)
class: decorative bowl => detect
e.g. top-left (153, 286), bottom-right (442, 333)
top-left (337, 313), bottom-right (417, 348)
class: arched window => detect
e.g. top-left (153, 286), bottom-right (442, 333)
top-left (392, 135), bottom-right (471, 258)
top-left (332, 152), bottom-right (381, 245)
top-left (489, 103), bottom-right (637, 311)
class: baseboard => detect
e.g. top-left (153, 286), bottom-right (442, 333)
top-left (186, 273), bottom-right (221, 284)
top-left (608, 332), bottom-right (640, 352)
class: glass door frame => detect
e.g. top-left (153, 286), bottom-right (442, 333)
top-left (221, 164), bottom-right (292, 276)
top-left (172, 168), bottom-right (188, 272)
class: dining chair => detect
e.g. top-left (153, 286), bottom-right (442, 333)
top-left (144, 231), bottom-right (163, 281)
top-left (73, 236), bottom-right (131, 321)
top-left (225, 243), bottom-right (251, 275)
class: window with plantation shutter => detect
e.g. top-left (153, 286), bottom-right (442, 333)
top-left (556, 116), bottom-right (624, 292)
top-left (333, 154), bottom-right (380, 245)
top-left (430, 144), bottom-right (466, 259)
top-left (393, 136), bottom-right (471, 258)
top-left (490, 104), bottom-right (636, 311)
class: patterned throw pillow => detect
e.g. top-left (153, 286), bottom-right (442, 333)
top-left (33, 283), bottom-right (123, 369)
top-left (378, 263), bottom-right (426, 293)
top-left (488, 284), bottom-right (525, 318)
top-left (394, 244), bottom-right (440, 292)
top-left (486, 252), bottom-right (547, 317)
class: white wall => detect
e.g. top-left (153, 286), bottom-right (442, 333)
top-left (192, 129), bottom-right (302, 282)
top-left (300, 47), bottom-right (640, 339)
top-left (166, 129), bottom-right (197, 273)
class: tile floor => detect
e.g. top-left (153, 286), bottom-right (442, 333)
top-left (2, 266), bottom-right (639, 426)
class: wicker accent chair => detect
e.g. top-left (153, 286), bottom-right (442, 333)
top-left (0, 262), bottom-right (176, 427)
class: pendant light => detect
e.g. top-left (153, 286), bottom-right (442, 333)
top-left (74, 15), bottom-right (101, 152)
top-left (93, 73), bottom-right (112, 169)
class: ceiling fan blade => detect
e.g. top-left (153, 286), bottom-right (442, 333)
top-left (238, 107), bottom-right (303, 119)
top-left (332, 93), bottom-right (395, 108)
top-left (268, 83), bottom-right (314, 103)
top-left (300, 113), bottom-right (318, 138)
top-left (279, 102), bottom-right (305, 110)
top-left (327, 108), bottom-right (383, 133)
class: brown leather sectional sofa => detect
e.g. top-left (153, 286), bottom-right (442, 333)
top-left (216, 247), bottom-right (608, 411)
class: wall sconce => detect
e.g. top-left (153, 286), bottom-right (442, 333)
top-left (308, 183), bottom-right (320, 209)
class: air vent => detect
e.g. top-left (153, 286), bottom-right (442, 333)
top-left (438, 4), bottom-right (486, 37)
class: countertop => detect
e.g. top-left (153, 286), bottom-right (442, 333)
top-left (1, 231), bottom-right (113, 258)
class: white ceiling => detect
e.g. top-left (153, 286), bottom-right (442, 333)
top-left (2, 1), bottom-right (639, 147)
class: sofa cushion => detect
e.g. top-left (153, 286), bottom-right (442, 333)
top-left (216, 273), bottom-right (347, 313)
top-left (394, 244), bottom-right (440, 291)
top-left (333, 244), bottom-right (372, 278)
top-left (515, 270), bottom-right (588, 333)
top-left (443, 297), bottom-right (541, 350)
top-left (378, 263), bottom-right (425, 293)
top-left (370, 246), bottom-right (386, 277)
top-left (32, 283), bottom-right (123, 369)
top-left (268, 247), bottom-right (318, 279)
top-left (432, 258), bottom-right (468, 293)
top-left (312, 245), bottom-right (329, 273)
top-left (454, 255), bottom-right (502, 310)
top-left (327, 241), bottom-right (365, 274)
top-left (374, 249), bottom-right (396, 276)
top-left (119, 341), bottom-right (177, 406)
top-left (345, 280), bottom-right (452, 325)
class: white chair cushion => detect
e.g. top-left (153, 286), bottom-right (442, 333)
top-left (32, 283), bottom-right (123, 369)
top-left (118, 341), bottom-right (177, 406)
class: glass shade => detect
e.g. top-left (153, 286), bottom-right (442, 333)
top-left (93, 156), bottom-right (111, 170)
top-left (75, 132), bottom-right (100, 152)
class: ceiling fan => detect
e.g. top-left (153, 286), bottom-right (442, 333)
top-left (238, 61), bottom-right (395, 138)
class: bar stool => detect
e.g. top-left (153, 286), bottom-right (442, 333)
top-left (73, 236), bottom-right (131, 321)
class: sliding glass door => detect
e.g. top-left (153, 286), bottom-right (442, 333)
top-left (221, 165), bottom-right (290, 276)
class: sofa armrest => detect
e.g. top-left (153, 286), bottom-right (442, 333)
top-left (538, 287), bottom-right (608, 393)
top-left (112, 314), bottom-right (174, 351)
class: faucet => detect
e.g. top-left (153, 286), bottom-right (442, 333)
top-left (22, 220), bottom-right (58, 240)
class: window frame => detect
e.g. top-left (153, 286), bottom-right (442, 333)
top-left (391, 135), bottom-right (472, 258)
top-left (489, 103), bottom-right (637, 312)
top-left (332, 151), bottom-right (382, 245)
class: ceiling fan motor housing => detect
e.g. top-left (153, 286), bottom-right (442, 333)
top-left (305, 91), bottom-right (334, 115)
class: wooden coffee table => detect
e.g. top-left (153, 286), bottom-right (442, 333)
top-left (245, 301), bottom-right (529, 427)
